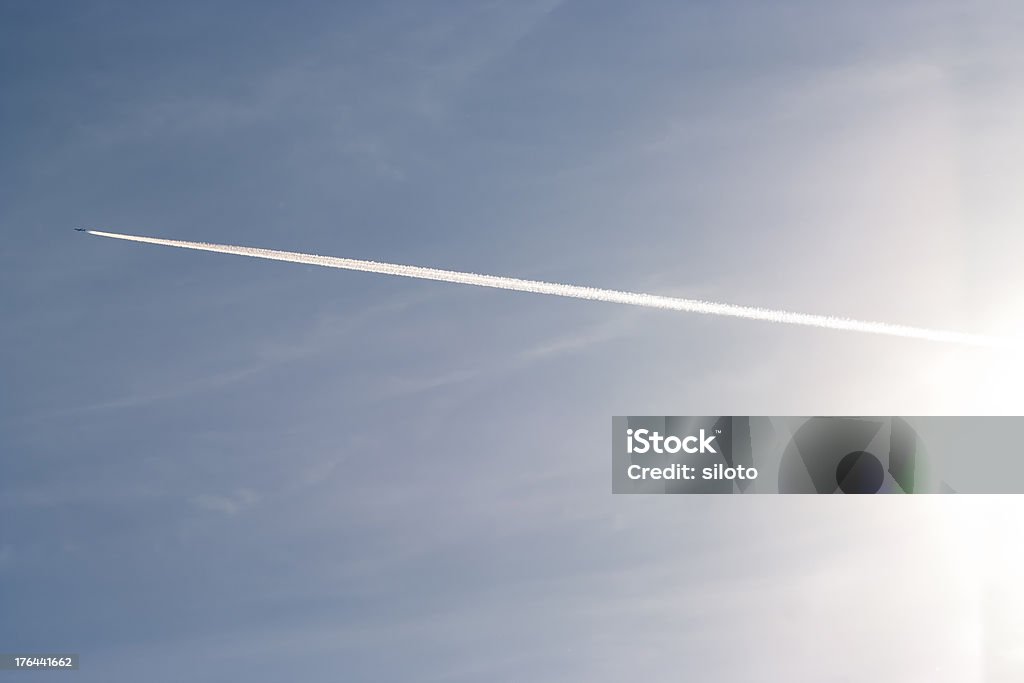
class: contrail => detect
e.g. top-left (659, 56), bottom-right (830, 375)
top-left (83, 229), bottom-right (1005, 348)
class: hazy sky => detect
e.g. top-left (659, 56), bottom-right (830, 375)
top-left (2, 2), bottom-right (1023, 681)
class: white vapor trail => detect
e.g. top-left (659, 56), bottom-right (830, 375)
top-left (84, 230), bottom-right (1006, 348)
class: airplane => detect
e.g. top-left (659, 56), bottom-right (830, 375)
top-left (74, 227), bottom-right (86, 232)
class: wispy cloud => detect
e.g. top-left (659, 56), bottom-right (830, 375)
top-left (4, 291), bottom-right (430, 424)
top-left (191, 489), bottom-right (260, 516)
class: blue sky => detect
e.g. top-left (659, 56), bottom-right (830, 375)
top-left (2, 1), bottom-right (1023, 681)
